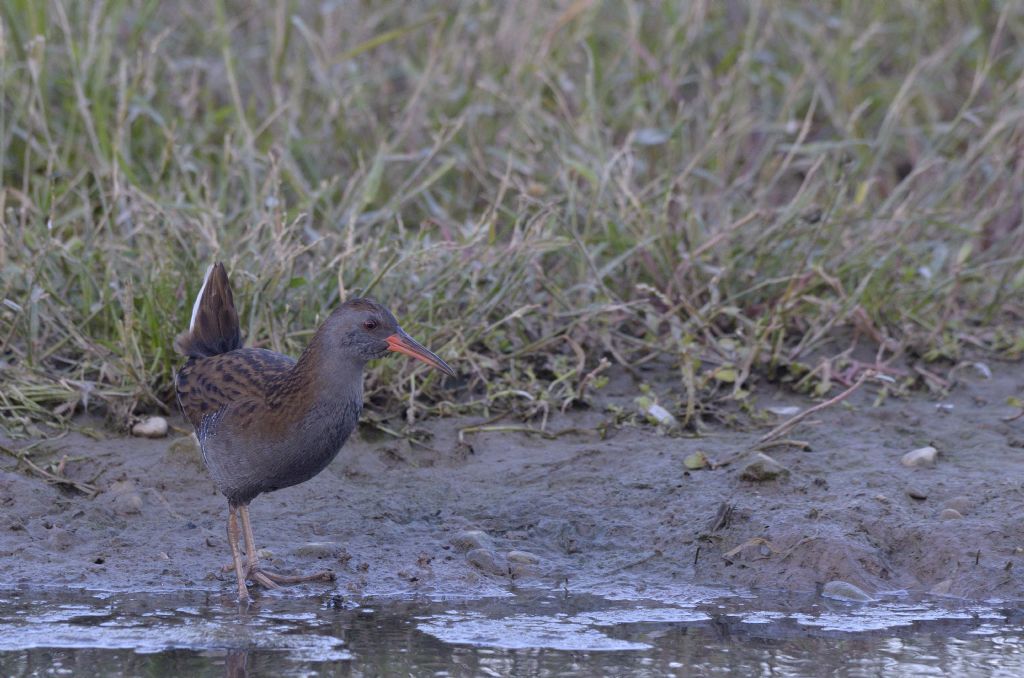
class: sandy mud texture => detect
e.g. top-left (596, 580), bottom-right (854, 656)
top-left (2, 364), bottom-right (1023, 602)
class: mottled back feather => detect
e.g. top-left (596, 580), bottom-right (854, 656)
top-left (175, 348), bottom-right (297, 429)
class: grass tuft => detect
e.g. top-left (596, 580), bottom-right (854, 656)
top-left (2, 1), bottom-right (1023, 436)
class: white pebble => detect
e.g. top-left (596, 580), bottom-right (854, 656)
top-left (901, 446), bottom-right (937, 468)
top-left (132, 416), bottom-right (168, 438)
top-left (645, 403), bottom-right (678, 427)
top-left (822, 580), bottom-right (874, 602)
top-left (767, 406), bottom-right (801, 417)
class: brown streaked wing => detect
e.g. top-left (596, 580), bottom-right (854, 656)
top-left (175, 348), bottom-right (296, 429)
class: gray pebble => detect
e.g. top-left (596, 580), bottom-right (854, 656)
top-left (507, 550), bottom-right (541, 577)
top-left (822, 580), bottom-right (874, 602)
top-left (907, 486), bottom-right (928, 501)
top-left (507, 550), bottom-right (540, 565)
top-left (114, 493), bottom-right (143, 515)
top-left (466, 548), bottom-right (506, 575)
top-left (939, 508), bottom-right (963, 521)
top-left (740, 453), bottom-right (789, 482)
top-left (106, 481), bottom-right (143, 516)
top-left (942, 496), bottom-right (971, 515)
top-left (451, 530), bottom-right (493, 552)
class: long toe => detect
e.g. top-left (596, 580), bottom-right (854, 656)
top-left (251, 571), bottom-right (281, 590)
top-left (256, 568), bottom-right (335, 585)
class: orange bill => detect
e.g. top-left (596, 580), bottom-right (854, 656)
top-left (386, 330), bottom-right (455, 377)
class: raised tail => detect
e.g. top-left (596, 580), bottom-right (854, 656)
top-left (174, 262), bottom-right (242, 358)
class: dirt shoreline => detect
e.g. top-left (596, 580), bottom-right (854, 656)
top-left (2, 366), bottom-right (1023, 603)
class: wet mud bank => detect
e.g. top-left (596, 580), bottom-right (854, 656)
top-left (2, 367), bottom-right (1023, 603)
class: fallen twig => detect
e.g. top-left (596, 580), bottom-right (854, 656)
top-left (0, 443), bottom-right (99, 497)
top-left (755, 438), bottom-right (811, 452)
top-left (723, 537), bottom-right (777, 562)
top-left (757, 370), bottom-right (874, 446)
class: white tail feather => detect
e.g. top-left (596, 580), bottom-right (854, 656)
top-left (188, 264), bottom-right (215, 331)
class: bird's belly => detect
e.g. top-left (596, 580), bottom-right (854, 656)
top-left (202, 400), bottom-right (361, 505)
top-left (254, 400), bottom-right (362, 495)
top-left (263, 433), bottom-right (349, 492)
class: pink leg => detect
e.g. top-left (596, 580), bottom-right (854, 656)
top-left (226, 504), bottom-right (250, 601)
top-left (236, 504), bottom-right (334, 588)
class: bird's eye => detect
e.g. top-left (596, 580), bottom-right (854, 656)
top-left (363, 319), bottom-right (378, 331)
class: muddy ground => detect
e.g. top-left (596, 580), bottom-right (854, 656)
top-left (2, 363), bottom-right (1024, 603)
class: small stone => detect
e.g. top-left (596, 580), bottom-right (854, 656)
top-left (766, 406), bottom-right (801, 417)
top-left (931, 579), bottom-right (953, 595)
top-left (684, 451), bottom-right (711, 470)
top-left (113, 493), bottom-right (143, 515)
top-left (822, 580), bottom-right (874, 603)
top-left (451, 530), bottom-right (493, 552)
top-left (636, 397), bottom-right (678, 429)
top-left (939, 508), bottom-right (963, 520)
top-left (942, 496), bottom-right (971, 514)
top-left (132, 416), bottom-right (168, 438)
top-left (971, 362), bottom-right (992, 379)
top-left (740, 453), bottom-right (789, 482)
top-left (295, 542), bottom-right (343, 559)
top-left (106, 480), bottom-right (143, 515)
top-left (901, 446), bottom-right (937, 468)
top-left (466, 548), bottom-right (506, 575)
top-left (507, 550), bottom-right (540, 578)
top-left (507, 550), bottom-right (540, 565)
top-left (907, 486), bottom-right (928, 500)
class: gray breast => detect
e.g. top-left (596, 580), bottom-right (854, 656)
top-left (260, 398), bottom-right (363, 495)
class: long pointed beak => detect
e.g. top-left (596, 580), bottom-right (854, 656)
top-left (386, 330), bottom-right (455, 377)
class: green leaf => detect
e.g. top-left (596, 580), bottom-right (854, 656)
top-left (713, 367), bottom-right (737, 383)
top-left (684, 451), bottom-right (710, 470)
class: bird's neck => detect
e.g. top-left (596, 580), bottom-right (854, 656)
top-left (269, 326), bottom-right (364, 415)
top-left (263, 325), bottom-right (365, 476)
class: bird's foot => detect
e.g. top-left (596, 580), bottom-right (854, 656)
top-left (254, 567), bottom-right (335, 586)
top-left (222, 560), bottom-right (335, 590)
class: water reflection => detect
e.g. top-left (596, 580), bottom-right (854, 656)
top-left (0, 587), bottom-right (1022, 677)
top-left (225, 649), bottom-right (247, 678)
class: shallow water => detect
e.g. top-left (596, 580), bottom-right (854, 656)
top-left (1, 586), bottom-right (1023, 676)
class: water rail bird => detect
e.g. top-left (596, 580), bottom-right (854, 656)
top-left (174, 263), bottom-right (454, 601)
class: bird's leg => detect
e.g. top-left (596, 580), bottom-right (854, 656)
top-left (237, 504), bottom-right (260, 575)
top-left (236, 504), bottom-right (334, 587)
top-left (237, 504), bottom-right (280, 590)
top-left (227, 504), bottom-right (250, 601)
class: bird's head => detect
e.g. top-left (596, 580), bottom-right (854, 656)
top-left (324, 298), bottom-right (455, 376)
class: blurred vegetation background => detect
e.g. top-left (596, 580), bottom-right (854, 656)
top-left (2, 0), bottom-right (1023, 436)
